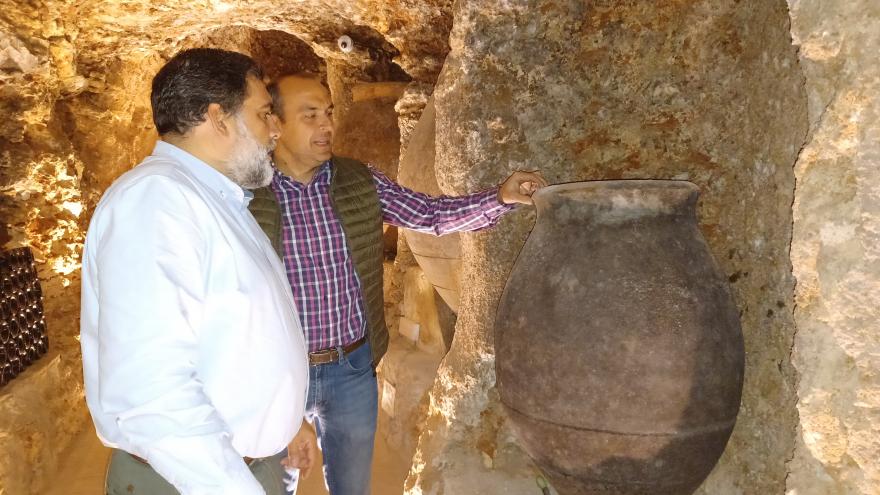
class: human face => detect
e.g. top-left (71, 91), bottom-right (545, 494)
top-left (226, 76), bottom-right (280, 188)
top-left (275, 77), bottom-right (335, 172)
top-left (227, 115), bottom-right (275, 188)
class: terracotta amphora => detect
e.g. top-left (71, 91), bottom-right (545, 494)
top-left (495, 180), bottom-right (745, 495)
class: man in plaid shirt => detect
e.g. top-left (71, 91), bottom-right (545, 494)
top-left (254, 74), bottom-right (546, 495)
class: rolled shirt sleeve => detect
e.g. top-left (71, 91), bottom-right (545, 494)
top-left (87, 176), bottom-right (264, 495)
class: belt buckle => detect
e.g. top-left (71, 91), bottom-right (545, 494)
top-left (309, 347), bottom-right (340, 366)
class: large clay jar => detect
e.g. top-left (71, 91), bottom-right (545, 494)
top-left (397, 97), bottom-right (462, 312)
top-left (495, 180), bottom-right (744, 495)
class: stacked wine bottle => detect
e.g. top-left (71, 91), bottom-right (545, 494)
top-left (0, 247), bottom-right (48, 388)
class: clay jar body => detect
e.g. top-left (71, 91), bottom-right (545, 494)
top-left (495, 181), bottom-right (745, 495)
top-left (397, 97), bottom-right (462, 312)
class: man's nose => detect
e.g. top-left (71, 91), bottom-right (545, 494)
top-left (318, 113), bottom-right (333, 131)
top-left (268, 115), bottom-right (282, 140)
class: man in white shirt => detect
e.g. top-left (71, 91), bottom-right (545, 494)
top-left (80, 48), bottom-right (313, 495)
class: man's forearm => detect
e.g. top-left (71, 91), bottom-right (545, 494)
top-left (374, 168), bottom-right (515, 235)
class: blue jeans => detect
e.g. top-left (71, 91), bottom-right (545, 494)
top-left (291, 341), bottom-right (377, 495)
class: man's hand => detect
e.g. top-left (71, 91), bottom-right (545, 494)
top-left (498, 170), bottom-right (548, 205)
top-left (282, 422), bottom-right (319, 479)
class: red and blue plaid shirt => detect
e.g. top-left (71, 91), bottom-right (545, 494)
top-left (271, 161), bottom-right (514, 352)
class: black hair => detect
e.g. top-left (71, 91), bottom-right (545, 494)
top-left (151, 48), bottom-right (264, 136)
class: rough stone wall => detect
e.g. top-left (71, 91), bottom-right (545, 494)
top-left (5, 0), bottom-right (452, 219)
top-left (407, 1), bottom-right (807, 494)
top-left (786, 1), bottom-right (880, 493)
top-left (396, 83), bottom-right (434, 158)
top-left (1, 5), bottom-right (95, 493)
top-left (1, 2), bottom-right (452, 493)
top-left (71, 0), bottom-right (448, 86)
top-left (0, 356), bottom-right (88, 495)
top-left (182, 27), bottom-right (326, 81)
top-left (9, 1), bottom-right (879, 494)
top-left (377, 266), bottom-right (446, 463)
top-left (334, 92), bottom-right (403, 178)
top-left (328, 60), bottom-right (404, 178)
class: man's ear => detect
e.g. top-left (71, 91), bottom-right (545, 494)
top-left (206, 103), bottom-right (231, 136)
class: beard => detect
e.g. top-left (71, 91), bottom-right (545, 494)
top-left (226, 116), bottom-right (275, 189)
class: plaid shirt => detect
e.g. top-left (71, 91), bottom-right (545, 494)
top-left (271, 161), bottom-right (514, 352)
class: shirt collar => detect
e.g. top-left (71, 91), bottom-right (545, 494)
top-left (271, 160), bottom-right (333, 189)
top-left (152, 140), bottom-right (247, 207)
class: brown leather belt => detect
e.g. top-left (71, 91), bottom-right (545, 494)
top-left (130, 453), bottom-right (257, 466)
top-left (308, 336), bottom-right (367, 366)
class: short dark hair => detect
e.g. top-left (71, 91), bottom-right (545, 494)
top-left (267, 73), bottom-right (324, 122)
top-left (151, 48), bottom-right (264, 136)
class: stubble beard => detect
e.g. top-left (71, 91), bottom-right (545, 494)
top-left (227, 116), bottom-right (275, 189)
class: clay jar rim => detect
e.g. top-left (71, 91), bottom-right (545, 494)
top-left (534, 179), bottom-right (699, 198)
top-left (532, 179), bottom-right (700, 215)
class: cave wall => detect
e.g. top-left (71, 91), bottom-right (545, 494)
top-left (0, 2), bottom-right (451, 493)
top-left (407, 1), bottom-right (807, 494)
top-left (2, 1), bottom-right (879, 494)
top-left (786, 0), bottom-right (880, 493)
top-left (327, 60), bottom-right (406, 178)
top-left (1, 6), bottom-right (93, 493)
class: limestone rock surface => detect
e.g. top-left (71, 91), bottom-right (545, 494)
top-left (1, 2), bottom-right (451, 493)
top-left (787, 1), bottom-right (880, 493)
top-left (0, 355), bottom-right (87, 495)
top-left (2, 1), bottom-right (880, 494)
top-left (407, 1), bottom-right (806, 494)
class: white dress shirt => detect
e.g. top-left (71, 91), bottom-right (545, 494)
top-left (80, 141), bottom-right (308, 494)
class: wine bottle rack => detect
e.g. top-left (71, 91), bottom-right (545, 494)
top-left (0, 247), bottom-right (49, 388)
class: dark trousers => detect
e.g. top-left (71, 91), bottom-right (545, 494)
top-left (105, 449), bottom-right (288, 495)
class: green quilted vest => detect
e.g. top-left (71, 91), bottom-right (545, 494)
top-left (249, 157), bottom-right (389, 366)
